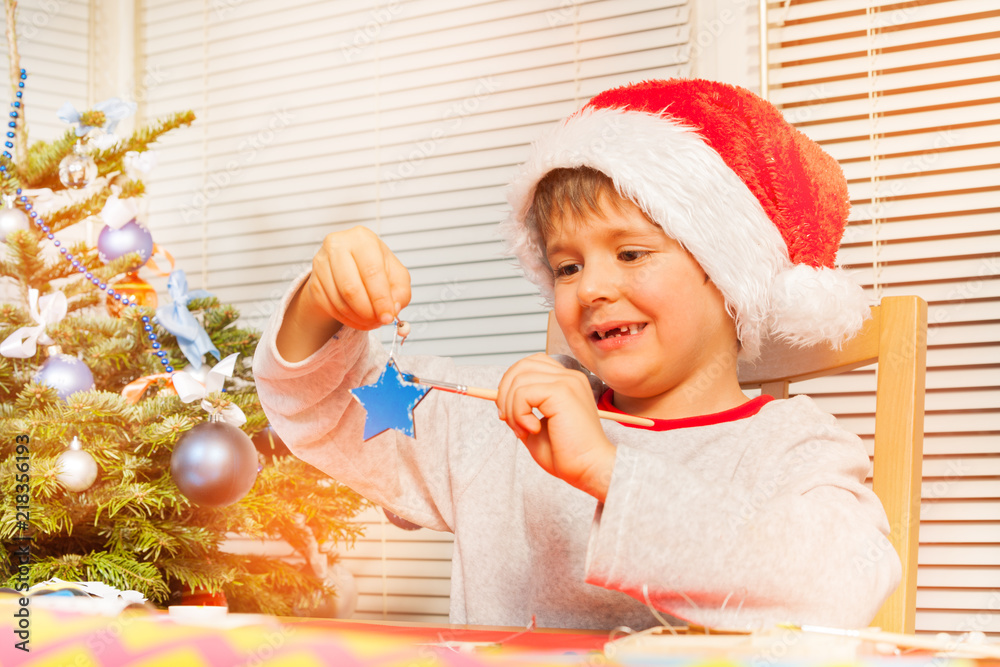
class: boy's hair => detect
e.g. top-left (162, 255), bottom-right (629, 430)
top-left (500, 78), bottom-right (870, 361)
top-left (529, 167), bottom-right (633, 243)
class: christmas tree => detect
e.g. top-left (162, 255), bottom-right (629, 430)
top-left (0, 3), bottom-right (366, 615)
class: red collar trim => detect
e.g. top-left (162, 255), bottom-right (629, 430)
top-left (597, 390), bottom-right (774, 431)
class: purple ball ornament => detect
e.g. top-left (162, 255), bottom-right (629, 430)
top-left (97, 219), bottom-right (154, 269)
top-left (171, 416), bottom-right (259, 507)
top-left (34, 353), bottom-right (95, 400)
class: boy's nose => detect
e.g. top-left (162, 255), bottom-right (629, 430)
top-left (576, 264), bottom-right (621, 305)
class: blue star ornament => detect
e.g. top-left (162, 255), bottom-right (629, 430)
top-left (350, 361), bottom-right (431, 440)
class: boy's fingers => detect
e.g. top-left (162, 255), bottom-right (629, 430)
top-left (507, 378), bottom-right (561, 436)
top-left (496, 359), bottom-right (527, 420)
top-left (306, 257), bottom-right (338, 318)
top-left (330, 249), bottom-right (382, 328)
top-left (383, 246), bottom-right (412, 316)
top-left (351, 242), bottom-right (396, 325)
top-left (308, 256), bottom-right (364, 328)
top-left (310, 266), bottom-right (364, 331)
top-left (497, 358), bottom-right (570, 421)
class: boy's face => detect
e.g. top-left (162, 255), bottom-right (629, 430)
top-left (544, 195), bottom-right (741, 415)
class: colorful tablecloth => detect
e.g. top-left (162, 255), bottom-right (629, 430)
top-left (0, 603), bottom-right (607, 667)
top-left (1, 602), bottom-right (989, 667)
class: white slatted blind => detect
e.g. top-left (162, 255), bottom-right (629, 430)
top-left (140, 0), bottom-right (691, 622)
top-left (0, 0), bottom-right (90, 143)
top-left (767, 0), bottom-right (1000, 636)
top-left (0, 1), bottom-right (90, 303)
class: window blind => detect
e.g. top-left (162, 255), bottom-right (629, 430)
top-left (766, 0), bottom-right (1000, 636)
top-left (140, 0), bottom-right (691, 623)
top-left (0, 0), bottom-right (90, 302)
top-left (0, 0), bottom-right (90, 143)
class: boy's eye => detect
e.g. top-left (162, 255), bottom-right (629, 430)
top-left (619, 249), bottom-right (649, 262)
top-left (554, 263), bottom-right (581, 278)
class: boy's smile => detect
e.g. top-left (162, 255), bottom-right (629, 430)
top-left (588, 321), bottom-right (647, 351)
top-left (545, 195), bottom-right (748, 420)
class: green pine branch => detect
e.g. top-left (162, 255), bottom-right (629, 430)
top-left (0, 357), bottom-right (15, 396)
top-left (40, 180), bottom-right (147, 235)
top-left (23, 111), bottom-right (196, 190)
top-left (0, 229), bottom-right (47, 299)
top-left (94, 111), bottom-right (196, 179)
top-left (0, 233), bottom-right (368, 612)
top-left (16, 128), bottom-right (77, 190)
top-left (160, 556), bottom-right (237, 598)
top-left (220, 554), bottom-right (330, 617)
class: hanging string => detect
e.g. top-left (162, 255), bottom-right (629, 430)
top-left (866, 2), bottom-right (883, 300)
top-left (374, 0), bottom-right (382, 238)
top-left (200, 0), bottom-right (210, 291)
top-left (372, 0), bottom-right (388, 621)
top-left (87, 0), bottom-right (97, 108)
top-left (572, 0), bottom-right (581, 109)
top-left (379, 500), bottom-right (389, 620)
top-left (642, 583), bottom-right (681, 633)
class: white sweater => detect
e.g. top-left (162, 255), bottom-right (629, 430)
top-left (253, 286), bottom-right (900, 631)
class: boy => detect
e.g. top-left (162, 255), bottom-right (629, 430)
top-left (253, 79), bottom-right (900, 630)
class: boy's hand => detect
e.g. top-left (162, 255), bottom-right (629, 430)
top-left (496, 353), bottom-right (616, 501)
top-left (277, 226), bottom-right (411, 362)
top-left (305, 225), bottom-right (411, 331)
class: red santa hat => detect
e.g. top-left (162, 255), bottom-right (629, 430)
top-left (499, 78), bottom-right (870, 361)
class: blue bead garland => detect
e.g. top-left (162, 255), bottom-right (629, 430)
top-left (4, 70), bottom-right (175, 374)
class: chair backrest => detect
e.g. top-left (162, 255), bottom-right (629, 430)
top-left (545, 295), bottom-right (928, 633)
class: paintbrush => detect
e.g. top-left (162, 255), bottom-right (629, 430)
top-left (403, 373), bottom-right (656, 427)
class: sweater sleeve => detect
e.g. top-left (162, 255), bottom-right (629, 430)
top-left (251, 271), bottom-right (509, 533)
top-left (584, 396), bottom-right (902, 630)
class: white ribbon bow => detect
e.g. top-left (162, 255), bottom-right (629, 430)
top-left (100, 191), bottom-right (140, 230)
top-left (172, 352), bottom-right (246, 426)
top-left (124, 150), bottom-right (157, 178)
top-left (1, 289), bottom-right (67, 358)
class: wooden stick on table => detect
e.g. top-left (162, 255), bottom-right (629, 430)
top-left (404, 374), bottom-right (655, 428)
top-left (787, 624), bottom-right (1000, 660)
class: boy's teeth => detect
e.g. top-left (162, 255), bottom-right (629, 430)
top-left (596, 324), bottom-right (642, 340)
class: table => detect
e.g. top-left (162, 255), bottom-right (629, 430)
top-left (1, 602), bottom-right (610, 666)
top-left (0, 601), bottom-right (989, 667)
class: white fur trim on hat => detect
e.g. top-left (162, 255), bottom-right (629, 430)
top-left (500, 107), bottom-right (792, 360)
top-left (770, 264), bottom-right (871, 348)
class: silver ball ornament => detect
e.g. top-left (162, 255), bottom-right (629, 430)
top-left (0, 206), bottom-right (30, 242)
top-left (171, 419), bottom-right (259, 507)
top-left (56, 437), bottom-right (98, 492)
top-left (58, 147), bottom-right (98, 189)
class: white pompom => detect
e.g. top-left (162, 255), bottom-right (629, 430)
top-left (769, 264), bottom-right (872, 349)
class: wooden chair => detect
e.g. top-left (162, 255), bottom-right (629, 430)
top-left (545, 295), bottom-right (928, 633)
